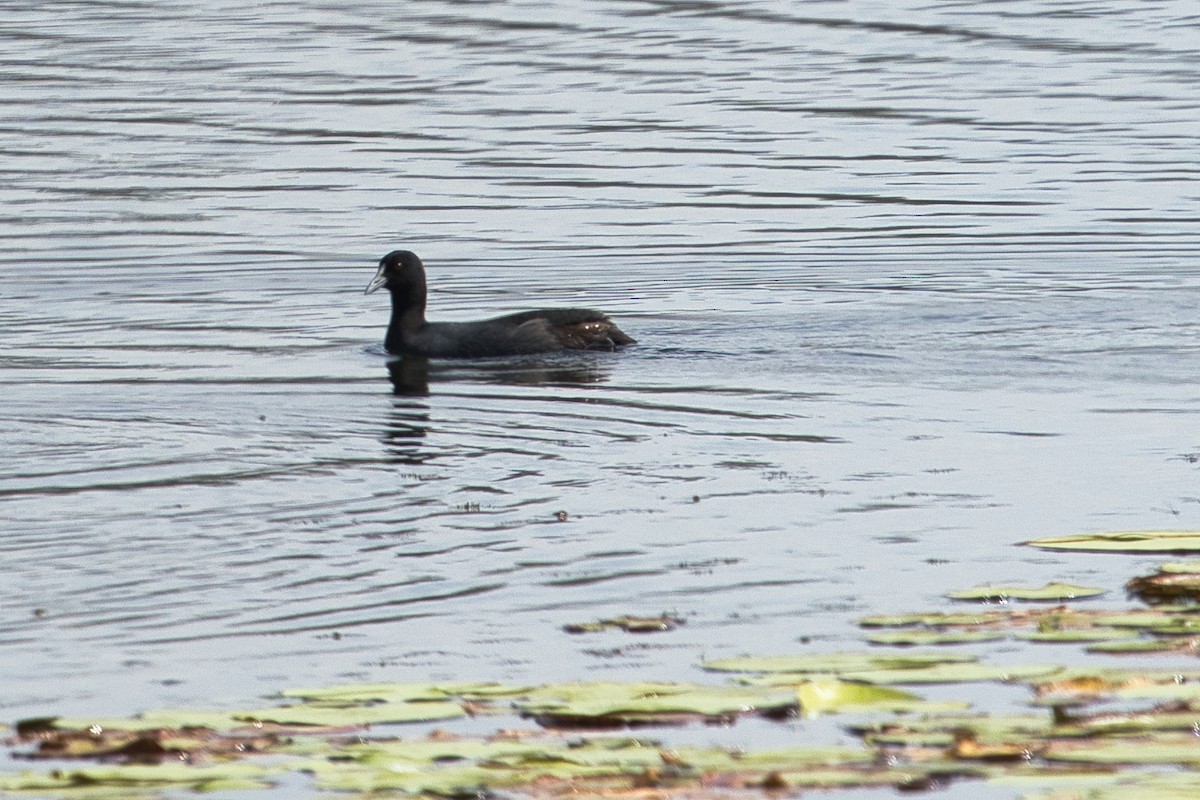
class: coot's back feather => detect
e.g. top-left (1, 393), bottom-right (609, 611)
top-left (365, 250), bottom-right (636, 358)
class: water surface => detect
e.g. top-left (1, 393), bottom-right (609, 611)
top-left (3, 2), bottom-right (1200, 788)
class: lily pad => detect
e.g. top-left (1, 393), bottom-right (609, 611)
top-left (49, 710), bottom-right (252, 734)
top-left (841, 662), bottom-right (1061, 685)
top-left (1015, 629), bottom-right (1139, 644)
top-left (1026, 531), bottom-right (1200, 553)
top-left (1086, 640), bottom-right (1186, 654)
top-left (702, 651), bottom-right (975, 675)
top-left (796, 679), bottom-right (930, 714)
top-left (1073, 708), bottom-right (1200, 736)
top-left (1032, 669), bottom-right (1200, 706)
top-left (313, 758), bottom-right (509, 796)
top-left (1128, 571), bottom-right (1200, 605)
top-left (563, 614), bottom-right (684, 634)
top-left (850, 712), bottom-right (1061, 743)
top-left (861, 606), bottom-right (1193, 640)
top-left (238, 700), bottom-right (466, 727)
top-left (0, 762), bottom-right (271, 793)
top-left (948, 583), bottom-right (1106, 602)
top-left (1160, 560), bottom-right (1200, 574)
top-left (514, 682), bottom-right (798, 725)
top-left (1045, 735), bottom-right (1200, 765)
top-left (280, 681), bottom-right (526, 705)
top-left (1093, 611), bottom-right (1200, 628)
top-left (859, 611), bottom-right (1014, 628)
top-left (1020, 772), bottom-right (1200, 800)
top-left (9, 724), bottom-right (283, 763)
top-left (867, 630), bottom-right (1007, 646)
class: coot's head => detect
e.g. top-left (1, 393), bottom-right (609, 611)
top-left (365, 250), bottom-right (426, 296)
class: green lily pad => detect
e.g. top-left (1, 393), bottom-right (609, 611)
top-left (331, 737), bottom-right (589, 765)
top-left (867, 630), bottom-right (1007, 646)
top-left (1045, 735), bottom-right (1200, 765)
top-left (1020, 772), bottom-right (1200, 800)
top-left (948, 583), bottom-right (1106, 601)
top-left (1093, 611), bottom-right (1200, 628)
top-left (859, 611), bottom-right (1013, 628)
top-left (1086, 639), bottom-right (1183, 654)
top-left (1160, 560), bottom-right (1200, 574)
top-left (52, 710), bottom-right (250, 733)
top-left (702, 651), bottom-right (975, 675)
top-left (862, 729), bottom-right (958, 747)
top-left (761, 765), bottom-right (972, 790)
top-left (281, 682), bottom-right (451, 703)
top-left (1026, 531), bottom-right (1200, 553)
top-left (1015, 628), bottom-right (1139, 643)
top-left (514, 682), bottom-right (797, 724)
top-left (239, 700), bottom-right (466, 727)
top-left (796, 679), bottom-right (923, 714)
top-left (281, 681), bottom-right (524, 705)
top-left (841, 662), bottom-right (1061, 685)
top-left (1075, 708), bottom-right (1200, 736)
top-left (1148, 621), bottom-right (1200, 635)
top-left (313, 759), bottom-right (507, 796)
top-left (1112, 682), bottom-right (1200, 702)
top-left (851, 712), bottom-right (1061, 743)
top-left (0, 762), bottom-right (271, 793)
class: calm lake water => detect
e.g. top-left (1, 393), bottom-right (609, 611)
top-left (3, 0), bottom-right (1200, 793)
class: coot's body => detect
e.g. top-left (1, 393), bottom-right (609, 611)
top-left (366, 250), bottom-right (636, 358)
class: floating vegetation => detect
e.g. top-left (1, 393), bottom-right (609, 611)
top-left (1026, 530), bottom-right (1200, 553)
top-left (17, 548), bottom-right (1200, 797)
top-left (701, 651), bottom-right (976, 675)
top-left (15, 666), bottom-right (1200, 799)
top-left (838, 662), bottom-right (1062, 686)
top-left (1160, 560), bottom-right (1200, 574)
top-left (302, 732), bottom-right (929, 796)
top-left (793, 679), bottom-right (962, 715)
top-left (947, 582), bottom-right (1106, 602)
top-left (562, 614), bottom-right (685, 634)
top-left (9, 658), bottom-right (1200, 798)
top-left (860, 602), bottom-right (1200, 655)
top-left (9, 720), bottom-right (280, 762)
top-left (513, 682), bottom-right (800, 727)
top-left (1015, 628), bottom-right (1139, 644)
top-left (865, 630), bottom-right (1008, 646)
top-left (1127, 566), bottom-right (1200, 605)
top-left (0, 762), bottom-right (274, 795)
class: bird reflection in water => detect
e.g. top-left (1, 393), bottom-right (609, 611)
top-left (382, 354), bottom-right (615, 462)
top-left (386, 354), bottom-right (612, 396)
top-left (382, 357), bottom-right (431, 464)
top-left (387, 356), bottom-right (432, 397)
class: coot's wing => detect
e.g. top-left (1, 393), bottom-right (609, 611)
top-left (499, 310), bottom-right (635, 351)
top-left (438, 309), bottom-right (636, 354)
top-left (485, 308), bottom-right (609, 327)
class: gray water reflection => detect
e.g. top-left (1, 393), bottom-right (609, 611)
top-left (2, 9), bottom-right (1200, 793)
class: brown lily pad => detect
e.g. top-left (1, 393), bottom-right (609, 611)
top-left (1127, 571), bottom-right (1200, 605)
top-left (11, 721), bottom-right (282, 764)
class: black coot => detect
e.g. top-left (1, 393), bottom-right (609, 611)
top-left (365, 250), bottom-right (636, 358)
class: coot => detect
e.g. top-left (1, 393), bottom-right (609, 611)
top-left (365, 250), bottom-right (636, 358)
